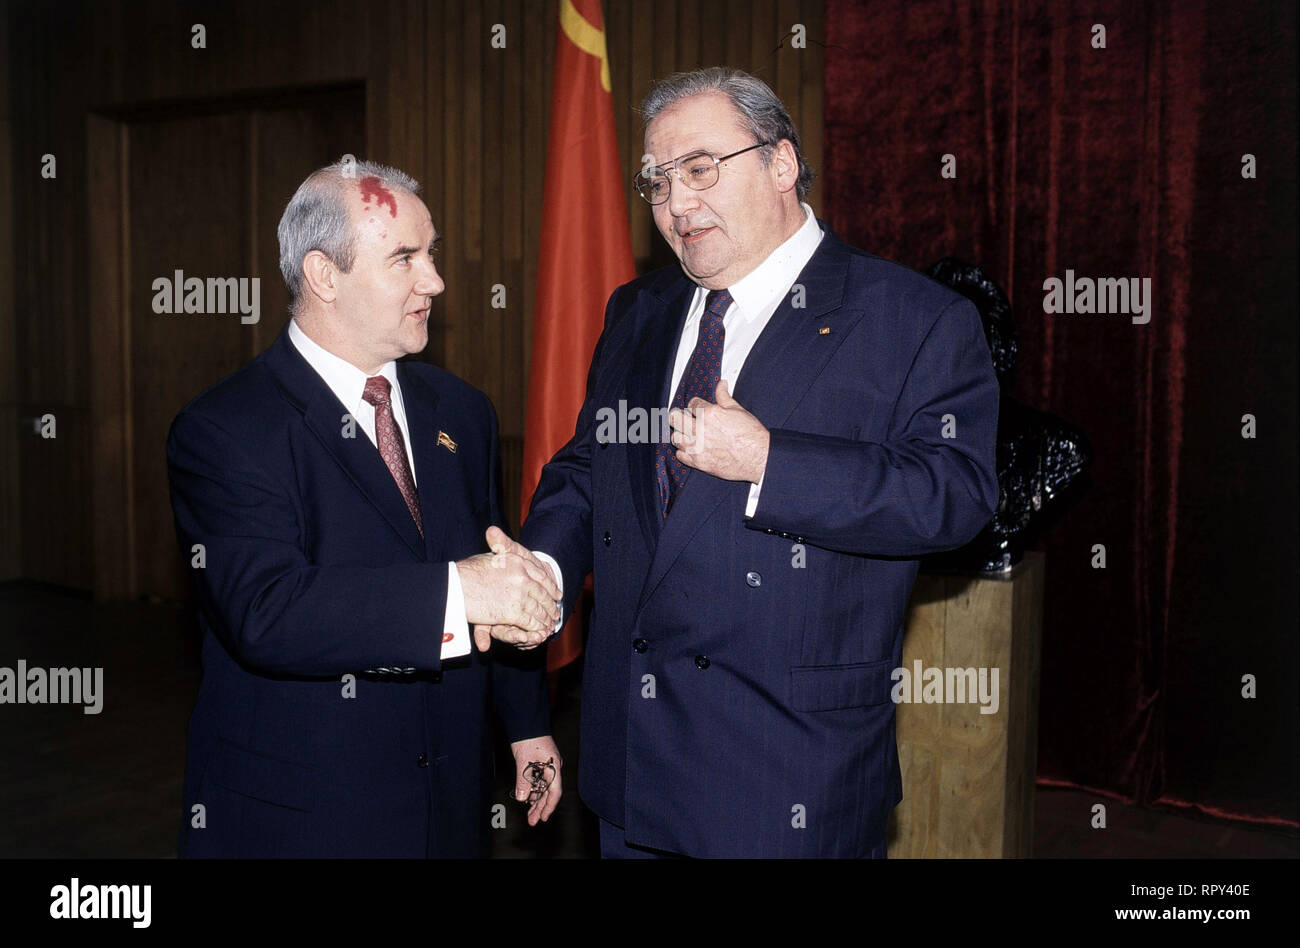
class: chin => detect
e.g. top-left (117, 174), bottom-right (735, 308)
top-left (684, 258), bottom-right (726, 284)
top-left (399, 330), bottom-right (428, 358)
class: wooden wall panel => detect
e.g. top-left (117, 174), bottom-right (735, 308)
top-left (0, 0), bottom-right (20, 580)
top-left (8, 0), bottom-right (825, 592)
top-left (86, 116), bottom-right (131, 598)
top-left (9, 2), bottom-right (91, 588)
top-left (126, 114), bottom-right (249, 598)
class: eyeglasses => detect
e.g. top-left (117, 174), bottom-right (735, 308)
top-left (632, 142), bottom-right (770, 205)
top-left (523, 756), bottom-right (556, 806)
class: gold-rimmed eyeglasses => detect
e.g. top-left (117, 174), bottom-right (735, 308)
top-left (632, 142), bottom-right (770, 205)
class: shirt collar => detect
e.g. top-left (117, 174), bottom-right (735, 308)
top-left (287, 318), bottom-right (400, 412)
top-left (721, 202), bottom-right (823, 323)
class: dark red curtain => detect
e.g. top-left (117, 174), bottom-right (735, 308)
top-left (824, 0), bottom-right (1297, 827)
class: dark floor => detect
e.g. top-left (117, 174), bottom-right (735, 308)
top-left (1, 585), bottom-right (1295, 859)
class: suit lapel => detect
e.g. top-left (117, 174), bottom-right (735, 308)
top-left (397, 363), bottom-right (457, 562)
top-left (731, 225), bottom-right (862, 427)
top-left (637, 223), bottom-right (864, 611)
top-left (626, 272), bottom-right (697, 548)
top-left (264, 330), bottom-right (426, 559)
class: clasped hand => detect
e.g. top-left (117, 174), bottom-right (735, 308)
top-left (669, 379), bottom-right (770, 484)
top-left (458, 526), bottom-right (561, 652)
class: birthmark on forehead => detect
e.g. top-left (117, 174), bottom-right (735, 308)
top-left (359, 175), bottom-right (398, 218)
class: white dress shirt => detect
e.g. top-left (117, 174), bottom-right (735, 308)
top-left (288, 318), bottom-right (470, 660)
top-left (668, 202), bottom-right (824, 516)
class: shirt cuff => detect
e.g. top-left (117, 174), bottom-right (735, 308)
top-left (530, 550), bottom-right (566, 635)
top-left (745, 474), bottom-right (764, 518)
top-left (442, 562), bottom-right (471, 659)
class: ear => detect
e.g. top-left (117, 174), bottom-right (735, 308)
top-left (301, 249), bottom-right (340, 306)
top-left (770, 139), bottom-right (800, 195)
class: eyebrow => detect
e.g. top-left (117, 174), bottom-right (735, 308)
top-left (644, 148), bottom-right (723, 175)
top-left (387, 235), bottom-right (441, 260)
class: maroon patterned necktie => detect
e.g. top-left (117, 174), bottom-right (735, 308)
top-left (655, 288), bottom-right (732, 517)
top-left (362, 375), bottom-right (424, 537)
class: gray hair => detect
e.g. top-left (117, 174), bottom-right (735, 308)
top-left (277, 158), bottom-right (421, 315)
top-left (641, 67), bottom-right (815, 201)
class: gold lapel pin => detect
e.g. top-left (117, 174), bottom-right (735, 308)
top-left (437, 431), bottom-right (457, 453)
top-left (818, 326), bottom-right (831, 335)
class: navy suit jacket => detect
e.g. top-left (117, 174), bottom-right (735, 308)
top-left (521, 222), bottom-right (1000, 857)
top-left (167, 327), bottom-right (549, 858)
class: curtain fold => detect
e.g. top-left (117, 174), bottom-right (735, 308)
top-left (824, 0), bottom-right (1297, 827)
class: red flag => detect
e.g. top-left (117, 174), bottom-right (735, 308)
top-left (522, 0), bottom-right (636, 672)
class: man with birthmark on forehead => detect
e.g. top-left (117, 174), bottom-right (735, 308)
top-left (513, 68), bottom-right (1001, 858)
top-left (167, 159), bottom-right (564, 857)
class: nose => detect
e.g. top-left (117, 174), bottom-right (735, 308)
top-left (665, 169), bottom-right (701, 218)
top-left (414, 259), bottom-right (445, 297)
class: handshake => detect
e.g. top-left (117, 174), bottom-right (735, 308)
top-left (458, 526), bottom-right (562, 653)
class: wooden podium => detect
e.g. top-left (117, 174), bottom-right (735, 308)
top-left (886, 552), bottom-right (1045, 858)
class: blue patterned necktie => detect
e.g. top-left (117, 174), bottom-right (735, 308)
top-left (655, 288), bottom-right (732, 517)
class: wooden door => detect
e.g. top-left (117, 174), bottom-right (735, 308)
top-left (89, 88), bottom-right (364, 600)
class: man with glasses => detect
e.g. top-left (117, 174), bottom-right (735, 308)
top-left (516, 67), bottom-right (1000, 857)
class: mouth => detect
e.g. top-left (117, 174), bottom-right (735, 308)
top-left (407, 306), bottom-right (430, 322)
top-left (678, 226), bottom-right (716, 244)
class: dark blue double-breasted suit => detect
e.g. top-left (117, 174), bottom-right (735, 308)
top-left (167, 328), bottom-right (549, 857)
top-left (522, 222), bottom-right (1000, 857)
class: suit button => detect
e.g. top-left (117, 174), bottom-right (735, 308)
top-left (764, 528), bottom-right (775, 535)
top-left (431, 671), bottom-right (442, 684)
top-left (603, 530), bottom-right (612, 547)
top-left (416, 753), bottom-right (429, 768)
top-left (745, 571), bottom-right (762, 587)
top-left (694, 655), bottom-right (710, 669)
top-left (632, 638), bottom-right (648, 653)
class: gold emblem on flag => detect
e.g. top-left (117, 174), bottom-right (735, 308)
top-left (438, 431), bottom-right (457, 453)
